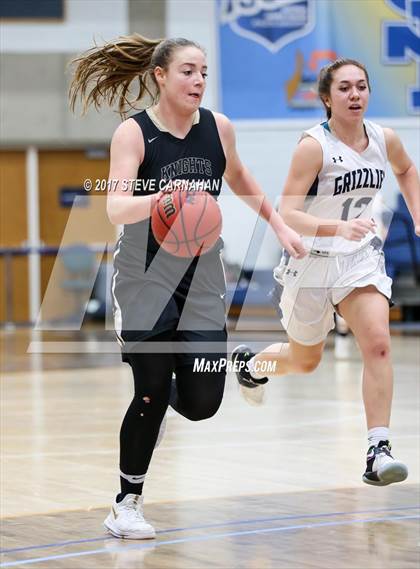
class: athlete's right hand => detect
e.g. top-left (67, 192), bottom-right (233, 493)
top-left (151, 184), bottom-right (174, 213)
top-left (273, 222), bottom-right (307, 259)
top-left (337, 219), bottom-right (376, 241)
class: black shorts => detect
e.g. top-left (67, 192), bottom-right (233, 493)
top-left (112, 244), bottom-right (227, 366)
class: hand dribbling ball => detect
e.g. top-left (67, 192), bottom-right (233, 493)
top-left (151, 189), bottom-right (222, 257)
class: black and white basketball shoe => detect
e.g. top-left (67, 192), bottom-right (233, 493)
top-left (231, 345), bottom-right (269, 406)
top-left (363, 440), bottom-right (408, 486)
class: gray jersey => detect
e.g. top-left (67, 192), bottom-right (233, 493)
top-left (301, 120), bottom-right (387, 255)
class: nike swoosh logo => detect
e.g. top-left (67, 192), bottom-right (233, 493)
top-left (148, 136), bottom-right (158, 143)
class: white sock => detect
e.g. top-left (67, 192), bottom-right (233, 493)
top-left (368, 427), bottom-right (390, 447)
top-left (248, 356), bottom-right (265, 380)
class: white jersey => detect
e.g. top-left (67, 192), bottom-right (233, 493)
top-left (301, 120), bottom-right (387, 255)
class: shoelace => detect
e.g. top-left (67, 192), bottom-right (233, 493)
top-left (120, 498), bottom-right (145, 520)
top-left (367, 443), bottom-right (392, 460)
top-left (372, 444), bottom-right (394, 465)
top-left (376, 444), bottom-right (392, 457)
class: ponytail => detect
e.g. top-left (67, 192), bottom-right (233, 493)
top-left (69, 34), bottom-right (204, 117)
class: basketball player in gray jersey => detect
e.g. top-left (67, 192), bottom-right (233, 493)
top-left (234, 59), bottom-right (419, 487)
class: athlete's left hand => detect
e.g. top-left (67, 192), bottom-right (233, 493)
top-left (272, 220), bottom-right (307, 259)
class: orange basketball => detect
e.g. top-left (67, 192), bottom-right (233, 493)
top-left (151, 190), bottom-right (222, 257)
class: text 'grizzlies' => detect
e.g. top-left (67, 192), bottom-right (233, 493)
top-left (334, 168), bottom-right (385, 196)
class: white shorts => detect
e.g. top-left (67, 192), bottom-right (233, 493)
top-left (273, 242), bottom-right (392, 346)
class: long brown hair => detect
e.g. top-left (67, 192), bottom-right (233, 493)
top-left (318, 58), bottom-right (371, 119)
top-left (69, 34), bottom-right (204, 117)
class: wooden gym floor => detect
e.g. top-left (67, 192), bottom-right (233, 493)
top-left (1, 327), bottom-right (419, 568)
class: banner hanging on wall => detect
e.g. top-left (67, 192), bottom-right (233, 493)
top-left (218, 0), bottom-right (419, 118)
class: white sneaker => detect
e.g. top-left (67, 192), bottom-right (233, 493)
top-left (363, 440), bottom-right (408, 486)
top-left (335, 314), bottom-right (350, 336)
top-left (104, 494), bottom-right (156, 539)
top-left (239, 384), bottom-right (266, 407)
top-left (232, 345), bottom-right (268, 407)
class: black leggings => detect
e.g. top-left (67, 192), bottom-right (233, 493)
top-left (119, 332), bottom-right (226, 496)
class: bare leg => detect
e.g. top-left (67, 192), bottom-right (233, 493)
top-left (252, 337), bottom-right (325, 377)
top-left (338, 286), bottom-right (408, 486)
top-left (338, 286), bottom-right (392, 429)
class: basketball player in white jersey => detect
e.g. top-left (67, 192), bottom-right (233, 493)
top-left (233, 59), bottom-right (419, 486)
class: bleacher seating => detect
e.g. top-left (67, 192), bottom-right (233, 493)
top-left (383, 194), bottom-right (420, 309)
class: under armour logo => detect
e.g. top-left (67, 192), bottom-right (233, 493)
top-left (332, 156), bottom-right (343, 163)
top-left (286, 269), bottom-right (298, 277)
